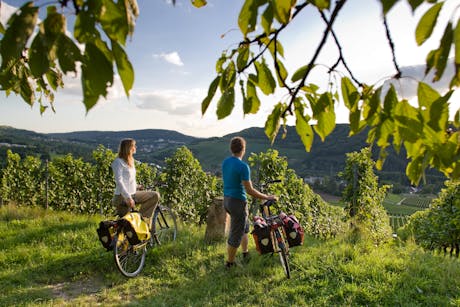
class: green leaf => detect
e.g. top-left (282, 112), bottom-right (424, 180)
top-left (29, 34), bottom-right (49, 78)
top-left (0, 3), bottom-right (38, 69)
top-left (261, 3), bottom-right (274, 34)
top-left (294, 99), bottom-right (313, 151)
top-left (341, 77), bottom-right (359, 110)
top-left (394, 99), bottom-right (422, 143)
top-left (275, 59), bottom-right (288, 86)
top-left (380, 0), bottom-right (399, 15)
top-left (238, 0), bottom-right (259, 37)
top-left (455, 108), bottom-right (460, 128)
top-left (310, 0), bottom-right (330, 10)
top-left (272, 0), bottom-right (292, 25)
top-left (43, 6), bottom-right (66, 43)
top-left (20, 72), bottom-right (34, 105)
top-left (312, 93), bottom-right (336, 141)
top-left (406, 156), bottom-right (424, 185)
top-left (265, 102), bottom-right (283, 143)
top-left (201, 75), bottom-right (220, 115)
top-left (191, 0), bottom-right (207, 8)
top-left (408, 0), bottom-right (424, 11)
top-left (415, 2), bottom-right (443, 46)
top-left (417, 82), bottom-right (439, 109)
top-left (74, 10), bottom-right (98, 44)
top-left (432, 22), bottom-right (453, 82)
top-left (255, 60), bottom-right (276, 95)
top-left (383, 85), bottom-right (397, 116)
top-left (57, 35), bottom-right (82, 74)
top-left (215, 53), bottom-right (227, 73)
top-left (81, 43), bottom-right (113, 112)
top-left (427, 90), bottom-right (452, 132)
top-left (291, 65), bottom-right (308, 83)
top-left (363, 87), bottom-right (382, 125)
top-left (219, 61), bottom-right (236, 91)
top-left (100, 0), bottom-right (128, 46)
top-left (244, 81), bottom-right (261, 114)
top-left (0, 22), bottom-right (5, 34)
top-left (236, 46), bottom-right (249, 72)
top-left (216, 87), bottom-right (235, 119)
top-left (112, 40), bottom-right (134, 97)
top-left (46, 68), bottom-right (63, 91)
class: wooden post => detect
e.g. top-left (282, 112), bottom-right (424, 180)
top-left (204, 197), bottom-right (228, 243)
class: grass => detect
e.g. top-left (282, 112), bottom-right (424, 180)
top-left (1, 204), bottom-right (459, 306)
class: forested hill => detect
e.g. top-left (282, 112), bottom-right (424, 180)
top-left (0, 124), bottom-right (446, 188)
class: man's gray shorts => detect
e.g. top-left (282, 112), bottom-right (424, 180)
top-left (223, 196), bottom-right (250, 248)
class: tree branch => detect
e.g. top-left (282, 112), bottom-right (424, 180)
top-left (321, 11), bottom-right (363, 87)
top-left (282, 0), bottom-right (348, 118)
top-left (383, 15), bottom-right (401, 78)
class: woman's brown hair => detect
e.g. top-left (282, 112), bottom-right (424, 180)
top-left (230, 136), bottom-right (246, 155)
top-left (118, 138), bottom-right (135, 167)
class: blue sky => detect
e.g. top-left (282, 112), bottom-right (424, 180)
top-left (0, 0), bottom-right (458, 137)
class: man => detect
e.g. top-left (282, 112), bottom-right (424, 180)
top-left (222, 136), bottom-right (277, 268)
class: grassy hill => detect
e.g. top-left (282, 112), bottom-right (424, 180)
top-left (1, 204), bottom-right (459, 306)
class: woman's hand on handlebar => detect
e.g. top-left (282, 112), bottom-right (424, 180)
top-left (266, 194), bottom-right (278, 201)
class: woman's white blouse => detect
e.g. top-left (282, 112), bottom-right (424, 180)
top-left (112, 157), bottom-right (136, 200)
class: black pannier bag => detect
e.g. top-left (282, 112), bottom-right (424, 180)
top-left (97, 220), bottom-right (117, 251)
top-left (251, 216), bottom-right (274, 254)
top-left (279, 212), bottom-right (304, 247)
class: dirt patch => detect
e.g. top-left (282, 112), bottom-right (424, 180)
top-left (48, 277), bottom-right (106, 300)
top-left (317, 192), bottom-right (341, 203)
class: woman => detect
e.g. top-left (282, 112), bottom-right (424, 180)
top-left (111, 138), bottom-right (159, 222)
top-left (222, 136), bottom-right (277, 268)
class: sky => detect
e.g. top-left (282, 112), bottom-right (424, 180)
top-left (0, 0), bottom-right (458, 138)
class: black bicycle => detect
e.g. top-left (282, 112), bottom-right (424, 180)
top-left (112, 203), bottom-right (177, 277)
top-left (258, 180), bottom-right (291, 279)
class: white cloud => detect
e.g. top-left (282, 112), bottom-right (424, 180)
top-left (134, 88), bottom-right (202, 116)
top-left (383, 58), bottom-right (455, 100)
top-left (153, 51), bottom-right (184, 66)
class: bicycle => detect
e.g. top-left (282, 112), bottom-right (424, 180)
top-left (256, 180), bottom-right (291, 279)
top-left (111, 199), bottom-right (177, 278)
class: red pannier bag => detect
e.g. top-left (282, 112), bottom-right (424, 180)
top-left (279, 212), bottom-right (304, 247)
top-left (251, 216), bottom-right (274, 254)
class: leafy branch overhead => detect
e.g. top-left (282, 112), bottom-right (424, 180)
top-left (0, 0), bottom-right (138, 113)
top-left (200, 0), bottom-right (460, 184)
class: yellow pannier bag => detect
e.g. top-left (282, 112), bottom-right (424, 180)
top-left (120, 212), bottom-right (151, 245)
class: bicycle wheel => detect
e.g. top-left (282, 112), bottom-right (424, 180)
top-left (152, 205), bottom-right (177, 245)
top-left (274, 229), bottom-right (291, 279)
top-left (113, 232), bottom-right (146, 278)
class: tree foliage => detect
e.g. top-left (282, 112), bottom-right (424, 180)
top-left (248, 149), bottom-right (347, 239)
top-left (399, 180), bottom-right (460, 256)
top-left (340, 147), bottom-right (392, 244)
top-left (160, 146), bottom-right (221, 225)
top-left (201, 0), bottom-right (460, 185)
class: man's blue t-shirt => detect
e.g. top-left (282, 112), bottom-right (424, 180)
top-left (222, 156), bottom-right (250, 201)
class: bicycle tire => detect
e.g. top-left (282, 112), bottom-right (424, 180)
top-left (275, 229), bottom-right (291, 279)
top-left (113, 232), bottom-right (146, 278)
top-left (152, 205), bottom-right (177, 245)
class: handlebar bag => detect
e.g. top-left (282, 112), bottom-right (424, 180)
top-left (97, 220), bottom-right (117, 251)
top-left (251, 216), bottom-right (274, 254)
top-left (279, 213), bottom-right (304, 247)
top-left (119, 212), bottom-right (151, 245)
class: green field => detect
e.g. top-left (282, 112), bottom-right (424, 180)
top-left (1, 204), bottom-right (459, 306)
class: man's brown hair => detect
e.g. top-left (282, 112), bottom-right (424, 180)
top-left (230, 136), bottom-right (246, 154)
